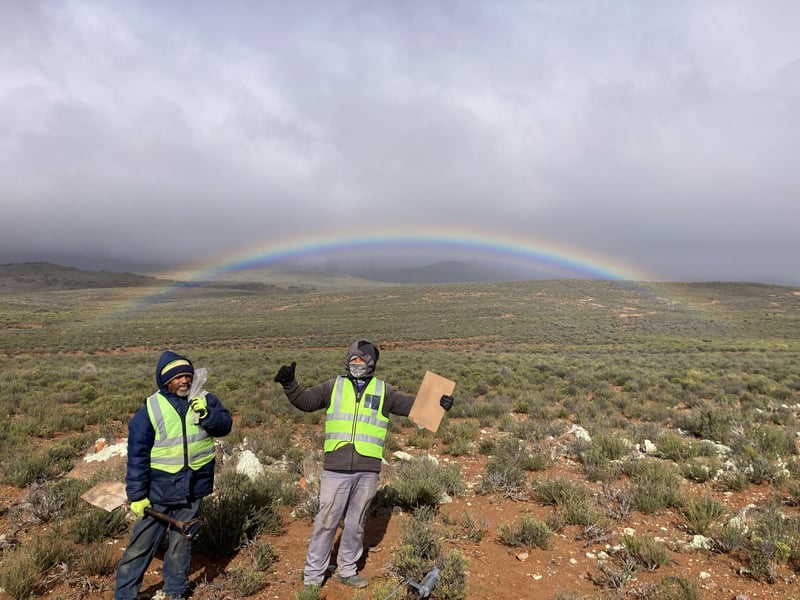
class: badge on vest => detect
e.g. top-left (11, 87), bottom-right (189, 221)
top-left (363, 394), bottom-right (381, 410)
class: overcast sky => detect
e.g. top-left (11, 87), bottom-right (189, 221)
top-left (2, 1), bottom-right (799, 283)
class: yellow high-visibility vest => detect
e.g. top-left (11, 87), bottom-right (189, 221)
top-left (324, 376), bottom-right (387, 459)
top-left (146, 392), bottom-right (215, 473)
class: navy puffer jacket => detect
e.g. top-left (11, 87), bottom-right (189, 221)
top-left (125, 351), bottom-right (232, 505)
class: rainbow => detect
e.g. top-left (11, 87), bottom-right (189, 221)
top-left (170, 226), bottom-right (654, 283)
top-left (90, 226), bottom-right (677, 326)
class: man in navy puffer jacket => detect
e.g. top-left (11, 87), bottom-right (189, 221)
top-left (114, 351), bottom-right (232, 600)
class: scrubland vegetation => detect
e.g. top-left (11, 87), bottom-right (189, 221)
top-left (1, 277), bottom-right (799, 599)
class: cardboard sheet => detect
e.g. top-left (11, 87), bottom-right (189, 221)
top-left (81, 480), bottom-right (127, 512)
top-left (408, 371), bottom-right (456, 432)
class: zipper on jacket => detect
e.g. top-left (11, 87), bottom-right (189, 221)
top-left (348, 377), bottom-right (369, 471)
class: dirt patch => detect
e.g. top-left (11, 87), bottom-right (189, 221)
top-left (4, 424), bottom-right (800, 600)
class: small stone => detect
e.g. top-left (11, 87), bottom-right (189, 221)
top-left (516, 552), bottom-right (529, 561)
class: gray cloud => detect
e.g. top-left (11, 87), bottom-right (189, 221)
top-left (1, 1), bottom-right (798, 282)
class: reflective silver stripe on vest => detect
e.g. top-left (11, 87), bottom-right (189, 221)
top-left (193, 446), bottom-right (216, 461)
top-left (325, 431), bottom-right (385, 445)
top-left (327, 378), bottom-right (386, 425)
top-left (147, 393), bottom-right (173, 447)
top-left (147, 394), bottom-right (211, 450)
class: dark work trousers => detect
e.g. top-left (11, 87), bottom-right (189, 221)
top-left (114, 499), bottom-right (201, 600)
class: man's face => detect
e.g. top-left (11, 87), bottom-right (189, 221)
top-left (167, 374), bottom-right (193, 397)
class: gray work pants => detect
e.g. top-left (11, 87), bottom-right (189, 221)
top-left (304, 470), bottom-right (379, 585)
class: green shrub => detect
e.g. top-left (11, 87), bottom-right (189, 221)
top-left (621, 533), bottom-right (671, 571)
top-left (625, 460), bottom-right (684, 514)
top-left (750, 424), bottom-right (796, 457)
top-left (681, 459), bottom-right (720, 483)
top-left (477, 455), bottom-right (528, 498)
top-left (440, 419), bottom-right (479, 456)
top-left (252, 540), bottom-right (277, 570)
top-left (646, 576), bottom-right (702, 600)
top-left (407, 428), bottom-right (435, 449)
top-left (675, 406), bottom-right (735, 444)
top-left (533, 477), bottom-right (597, 526)
top-left (455, 510), bottom-right (489, 544)
top-left (75, 543), bottom-right (116, 576)
top-left (0, 546), bottom-right (40, 600)
top-left (718, 469), bottom-right (750, 492)
top-left (600, 485), bottom-right (634, 521)
top-left (247, 422), bottom-right (295, 461)
top-left (197, 471), bottom-right (282, 556)
top-left (18, 480), bottom-right (66, 523)
top-left (747, 535), bottom-right (790, 583)
top-left (587, 431), bottom-right (630, 462)
top-left (710, 522), bottom-right (746, 554)
top-left (3, 451), bottom-right (57, 487)
top-left (368, 576), bottom-right (404, 600)
top-left (390, 457), bottom-right (462, 509)
top-left (295, 583), bottom-right (321, 600)
top-left (656, 431), bottom-right (698, 462)
top-left (580, 439), bottom-right (625, 483)
top-left (534, 477), bottom-right (585, 507)
top-left (681, 495), bottom-right (726, 536)
top-left (499, 515), bottom-right (552, 549)
top-left (391, 506), bottom-right (442, 580)
top-left (0, 531), bottom-right (72, 600)
top-left (69, 506), bottom-right (130, 544)
top-left (227, 566), bottom-right (265, 597)
top-left (436, 548), bottom-right (469, 600)
top-left (740, 503), bottom-right (800, 582)
top-left (590, 549), bottom-right (638, 590)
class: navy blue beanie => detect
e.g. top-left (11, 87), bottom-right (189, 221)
top-left (159, 354), bottom-right (194, 385)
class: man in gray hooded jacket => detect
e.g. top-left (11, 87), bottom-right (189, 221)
top-left (274, 339), bottom-right (454, 592)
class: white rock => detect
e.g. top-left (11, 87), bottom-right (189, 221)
top-left (689, 535), bottom-right (712, 550)
top-left (569, 425), bottom-right (592, 442)
top-left (235, 450), bottom-right (264, 480)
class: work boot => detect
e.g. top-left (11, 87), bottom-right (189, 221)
top-left (337, 574), bottom-right (369, 588)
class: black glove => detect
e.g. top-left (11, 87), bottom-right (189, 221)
top-left (440, 394), bottom-right (454, 411)
top-left (274, 361), bottom-right (297, 386)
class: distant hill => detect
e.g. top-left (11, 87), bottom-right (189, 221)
top-left (0, 262), bottom-right (170, 292)
top-left (0, 262), bottom-right (393, 293)
top-left (348, 260), bottom-right (536, 283)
